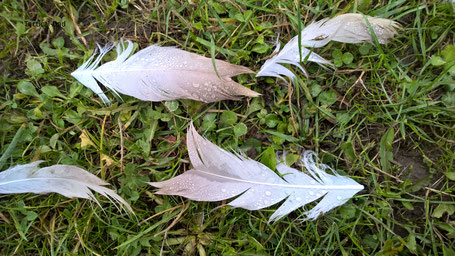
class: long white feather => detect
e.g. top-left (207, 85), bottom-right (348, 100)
top-left (150, 123), bottom-right (364, 222)
top-left (0, 161), bottom-right (133, 213)
top-left (72, 41), bottom-right (259, 104)
top-left (257, 13), bottom-right (400, 81)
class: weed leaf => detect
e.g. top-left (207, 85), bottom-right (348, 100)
top-left (380, 127), bottom-right (394, 172)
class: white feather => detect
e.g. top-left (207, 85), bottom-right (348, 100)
top-left (150, 123), bottom-right (364, 222)
top-left (0, 161), bottom-right (133, 213)
top-left (71, 41), bottom-right (259, 104)
top-left (257, 13), bottom-right (400, 81)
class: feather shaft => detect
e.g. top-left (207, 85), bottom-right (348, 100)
top-left (171, 170), bottom-right (363, 190)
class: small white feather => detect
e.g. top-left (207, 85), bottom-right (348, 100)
top-left (257, 13), bottom-right (400, 82)
top-left (150, 123), bottom-right (364, 222)
top-left (0, 161), bottom-right (133, 213)
top-left (72, 41), bottom-right (259, 104)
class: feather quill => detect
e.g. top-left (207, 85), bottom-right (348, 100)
top-left (71, 41), bottom-right (259, 104)
top-left (0, 161), bottom-right (133, 213)
top-left (257, 13), bottom-right (400, 81)
top-left (150, 123), bottom-right (363, 222)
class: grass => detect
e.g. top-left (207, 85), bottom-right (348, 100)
top-left (0, 0), bottom-right (455, 255)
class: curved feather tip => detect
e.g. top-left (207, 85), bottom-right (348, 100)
top-left (72, 41), bottom-right (259, 104)
top-left (150, 123), bottom-right (363, 222)
top-left (0, 162), bottom-right (133, 214)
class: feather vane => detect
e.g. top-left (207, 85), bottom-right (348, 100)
top-left (257, 13), bottom-right (400, 81)
top-left (150, 123), bottom-right (363, 222)
top-left (72, 41), bottom-right (259, 104)
top-left (0, 161), bottom-right (133, 213)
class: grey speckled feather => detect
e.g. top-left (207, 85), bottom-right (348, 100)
top-left (257, 13), bottom-right (400, 82)
top-left (150, 123), bottom-right (364, 222)
top-left (71, 41), bottom-right (259, 104)
top-left (0, 162), bottom-right (133, 213)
